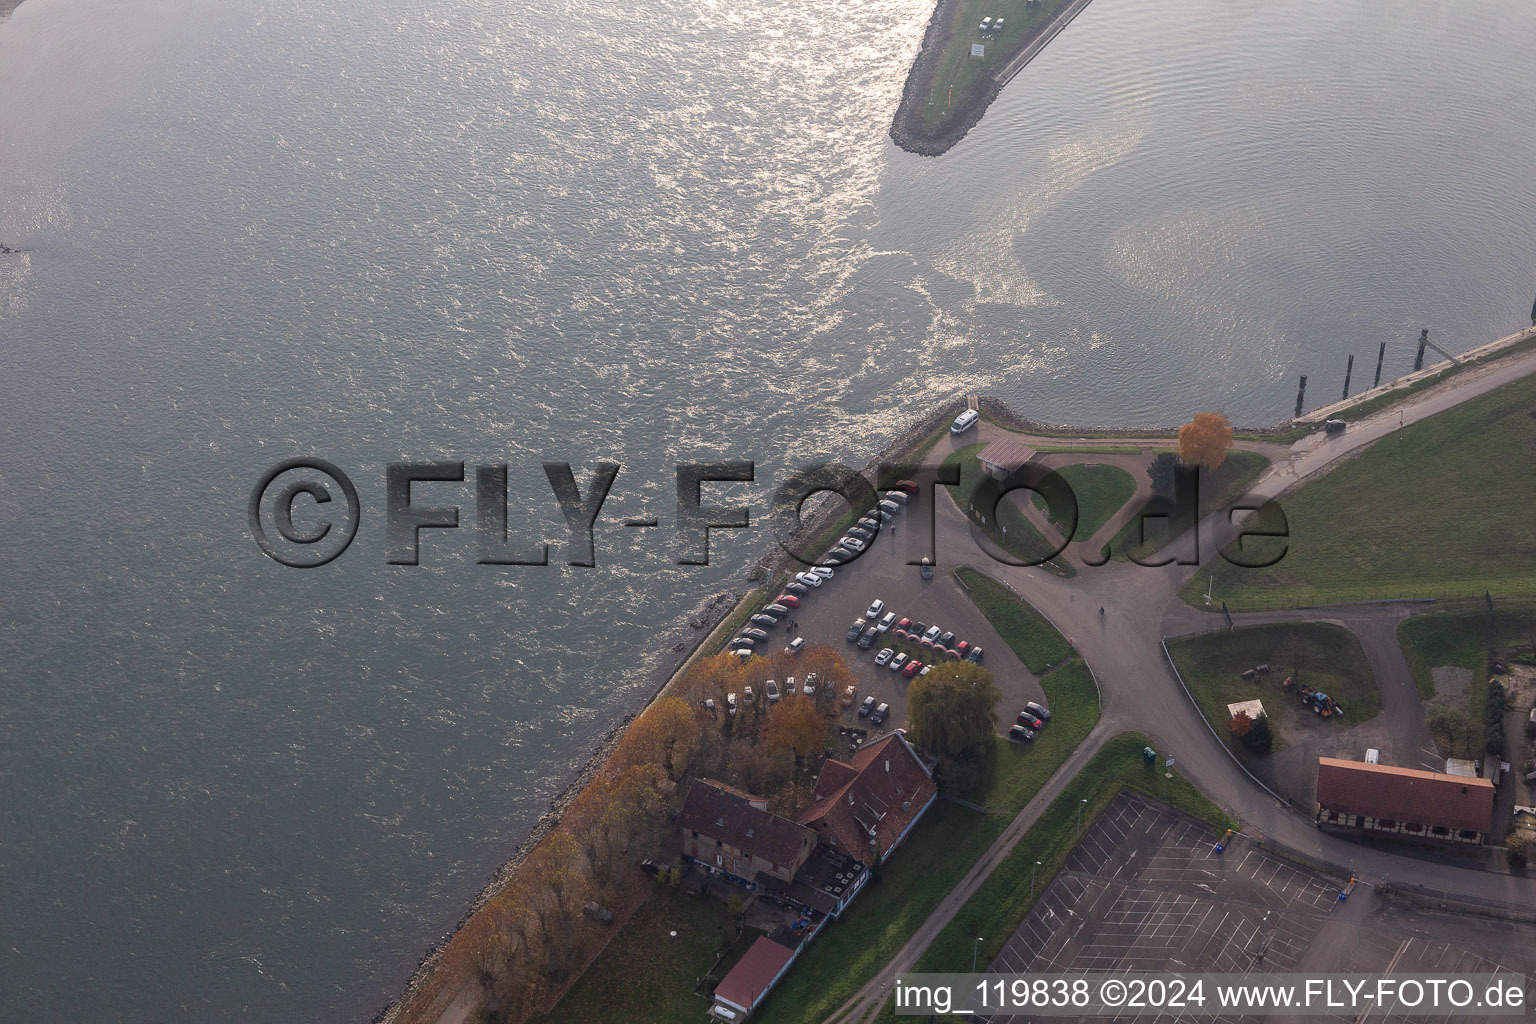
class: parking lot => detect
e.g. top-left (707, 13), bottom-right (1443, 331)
top-left (757, 489), bottom-right (1050, 738)
top-left (982, 793), bottom-right (1536, 1022)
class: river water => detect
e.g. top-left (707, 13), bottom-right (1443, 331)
top-left (1, 0), bottom-right (1532, 1020)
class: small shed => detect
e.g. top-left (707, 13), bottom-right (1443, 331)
top-left (1226, 698), bottom-right (1266, 723)
top-left (976, 438), bottom-right (1038, 481)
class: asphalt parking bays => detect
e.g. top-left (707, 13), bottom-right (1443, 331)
top-left (980, 794), bottom-right (1536, 1023)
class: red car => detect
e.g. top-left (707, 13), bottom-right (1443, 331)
top-left (895, 617), bottom-right (913, 632)
top-left (1017, 710), bottom-right (1045, 730)
top-left (893, 480), bottom-right (920, 496)
top-left (775, 594), bottom-right (801, 608)
top-left (955, 640), bottom-right (971, 658)
top-left (901, 659), bottom-right (923, 678)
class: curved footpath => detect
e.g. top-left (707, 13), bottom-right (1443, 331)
top-left (823, 342), bottom-right (1536, 1024)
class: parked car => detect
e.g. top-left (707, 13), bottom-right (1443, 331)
top-left (951, 409), bottom-right (979, 434)
top-left (884, 490), bottom-right (908, 505)
top-left (878, 499), bottom-right (900, 516)
top-left (750, 614), bottom-right (778, 628)
top-left (731, 648), bottom-right (753, 662)
top-left (858, 695), bottom-right (877, 717)
top-left (795, 571), bottom-right (822, 588)
top-left (810, 565), bottom-right (834, 579)
top-left (847, 526), bottom-right (873, 542)
top-left (874, 647), bottom-right (895, 667)
top-left (784, 582), bottom-right (808, 596)
top-left (937, 630), bottom-right (956, 648)
top-left (919, 664), bottom-right (932, 677)
top-left (966, 645), bottom-right (984, 663)
top-left (893, 480), bottom-right (920, 496)
top-left (895, 617), bottom-right (912, 633)
top-left (902, 659), bottom-right (923, 678)
top-left (955, 640), bottom-right (971, 658)
top-left (766, 679), bottom-right (781, 702)
top-left (732, 636), bottom-right (756, 649)
top-left (979, 16), bottom-right (992, 32)
top-left (785, 637), bottom-right (805, 654)
top-left (841, 685), bottom-right (857, 707)
top-left (840, 536), bottom-right (866, 553)
top-left (920, 557), bottom-right (933, 580)
top-left (888, 652), bottom-right (909, 672)
top-left (911, 621), bottom-right (928, 639)
top-left (1009, 724), bottom-right (1035, 743)
top-left (766, 601), bottom-right (793, 614)
top-left (876, 612), bottom-right (896, 633)
top-left (727, 692), bottom-right (738, 715)
top-left (803, 672), bottom-right (818, 695)
top-left (846, 620), bottom-right (865, 642)
top-left (858, 516), bottom-right (881, 532)
top-left (871, 702), bottom-right (890, 725)
top-left (1017, 710), bottom-right (1044, 730)
top-left (993, 17), bottom-right (1006, 32)
top-left (858, 627), bottom-right (878, 650)
top-left (702, 698), bottom-right (716, 712)
top-left (741, 627), bottom-right (768, 641)
top-left (878, 510), bottom-right (894, 524)
top-left (866, 599), bottom-right (886, 619)
top-left (823, 551), bottom-right (849, 565)
top-left (743, 685), bottom-right (755, 705)
top-left (1025, 700), bottom-right (1051, 722)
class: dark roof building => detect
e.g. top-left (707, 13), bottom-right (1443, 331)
top-left (680, 779), bottom-right (817, 884)
top-left (799, 733), bottom-right (938, 864)
top-left (1315, 756), bottom-right (1495, 845)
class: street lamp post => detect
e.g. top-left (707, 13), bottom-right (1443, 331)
top-left (1030, 859), bottom-right (1042, 900)
top-left (1076, 798), bottom-right (1087, 839)
top-left (972, 936), bottom-right (984, 974)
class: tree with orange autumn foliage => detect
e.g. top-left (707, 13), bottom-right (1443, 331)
top-left (1178, 411), bottom-right (1233, 472)
top-left (614, 696), bottom-right (700, 780)
top-left (764, 694), bottom-right (828, 759)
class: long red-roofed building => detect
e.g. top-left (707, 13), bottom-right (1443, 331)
top-left (1315, 756), bottom-right (1495, 845)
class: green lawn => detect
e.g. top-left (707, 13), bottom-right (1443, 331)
top-left (1398, 602), bottom-right (1536, 717)
top-left (1110, 450), bottom-right (1270, 564)
top-left (753, 652), bottom-right (1100, 1024)
top-left (1190, 373), bottom-right (1536, 607)
top-left (1031, 463), bottom-right (1136, 541)
top-left (954, 566), bottom-right (1072, 674)
top-left (1165, 624), bottom-right (1380, 755)
top-left (942, 445), bottom-right (1075, 576)
top-left (874, 734), bottom-right (1232, 1021)
top-left (538, 888), bottom-right (744, 1024)
top-left (917, 0), bottom-right (1080, 134)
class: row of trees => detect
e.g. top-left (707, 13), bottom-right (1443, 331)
top-left (439, 648), bottom-right (850, 1022)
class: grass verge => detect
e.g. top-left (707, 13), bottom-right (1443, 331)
top-left (1031, 462), bottom-right (1136, 541)
top-left (942, 444), bottom-right (1076, 577)
top-left (1165, 624), bottom-right (1380, 756)
top-left (954, 566), bottom-right (1072, 674)
top-left (1191, 373), bottom-right (1536, 607)
top-left (1110, 451), bottom-right (1269, 564)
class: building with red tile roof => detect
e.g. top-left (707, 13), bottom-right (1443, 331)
top-left (798, 732), bottom-right (938, 864)
top-left (1315, 756), bottom-right (1494, 845)
top-left (710, 937), bottom-right (798, 1020)
top-left (681, 779), bottom-right (817, 884)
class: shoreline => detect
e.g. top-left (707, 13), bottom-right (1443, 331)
top-left (371, 323), bottom-right (1536, 1022)
top-left (890, 0), bottom-right (1095, 157)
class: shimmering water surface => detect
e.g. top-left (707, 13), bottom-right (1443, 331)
top-left (2, 0), bottom-right (1533, 1020)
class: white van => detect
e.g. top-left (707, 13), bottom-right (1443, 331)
top-left (951, 409), bottom-right (979, 434)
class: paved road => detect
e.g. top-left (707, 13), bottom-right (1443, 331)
top-left (821, 342), bottom-right (1536, 1024)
